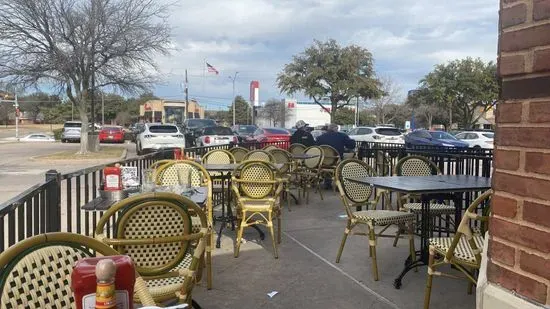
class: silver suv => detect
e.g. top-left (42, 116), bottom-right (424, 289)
top-left (136, 123), bottom-right (186, 155)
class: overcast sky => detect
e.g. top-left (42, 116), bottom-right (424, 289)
top-left (153, 0), bottom-right (499, 110)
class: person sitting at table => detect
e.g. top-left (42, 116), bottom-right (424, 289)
top-left (290, 120), bottom-right (315, 147)
top-left (317, 123), bottom-right (356, 189)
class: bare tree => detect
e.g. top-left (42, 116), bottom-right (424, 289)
top-left (0, 0), bottom-right (171, 153)
top-left (260, 99), bottom-right (291, 127)
top-left (368, 76), bottom-right (403, 124)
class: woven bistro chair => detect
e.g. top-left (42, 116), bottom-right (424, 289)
top-left (393, 155), bottom-right (456, 244)
top-left (0, 232), bottom-right (157, 308)
top-left (243, 149), bottom-right (275, 163)
top-left (319, 144), bottom-right (341, 190)
top-left (202, 149), bottom-right (235, 207)
top-left (229, 146), bottom-right (249, 163)
top-left (203, 149), bottom-right (235, 165)
top-left (269, 148), bottom-right (294, 210)
top-left (295, 146), bottom-right (324, 203)
top-left (335, 159), bottom-right (416, 281)
top-left (231, 161), bottom-right (284, 258)
top-left (424, 189), bottom-right (492, 309)
top-left (95, 192), bottom-right (208, 306)
top-left (289, 143), bottom-right (307, 155)
top-left (262, 144), bottom-right (279, 151)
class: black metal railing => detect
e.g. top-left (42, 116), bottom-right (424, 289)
top-left (1, 141), bottom-right (493, 252)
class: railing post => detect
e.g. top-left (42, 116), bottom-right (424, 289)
top-left (45, 169), bottom-right (61, 232)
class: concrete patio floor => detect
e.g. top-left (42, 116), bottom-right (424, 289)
top-left (193, 190), bottom-right (476, 309)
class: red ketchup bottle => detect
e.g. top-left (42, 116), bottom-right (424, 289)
top-left (71, 256), bottom-right (135, 309)
top-left (103, 165), bottom-right (122, 191)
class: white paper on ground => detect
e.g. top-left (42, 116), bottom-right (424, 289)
top-left (267, 291), bottom-right (279, 298)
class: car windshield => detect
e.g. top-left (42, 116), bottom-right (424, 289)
top-left (102, 126), bottom-right (120, 131)
top-left (187, 119), bottom-right (216, 128)
top-left (482, 133), bottom-right (494, 139)
top-left (237, 125), bottom-right (257, 133)
top-left (204, 127), bottom-right (233, 135)
top-left (265, 128), bottom-right (289, 134)
top-left (149, 125), bottom-right (178, 133)
top-left (64, 122), bottom-right (81, 128)
top-left (429, 131), bottom-right (458, 140)
top-left (375, 128), bottom-right (402, 136)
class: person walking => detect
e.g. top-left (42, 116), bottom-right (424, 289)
top-left (290, 120), bottom-right (315, 147)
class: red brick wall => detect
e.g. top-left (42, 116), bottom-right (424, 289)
top-left (489, 0), bottom-right (550, 305)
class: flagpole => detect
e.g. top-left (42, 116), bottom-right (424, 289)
top-left (202, 58), bottom-right (206, 93)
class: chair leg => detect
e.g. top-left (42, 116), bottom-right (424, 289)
top-left (277, 213), bottom-right (282, 244)
top-left (268, 211), bottom-right (278, 259)
top-left (317, 179), bottom-right (324, 201)
top-left (285, 187), bottom-right (291, 212)
top-left (335, 223), bottom-right (350, 263)
top-left (393, 226), bottom-right (402, 247)
top-left (407, 222), bottom-right (417, 272)
top-left (206, 230), bottom-right (213, 289)
top-left (234, 212), bottom-right (246, 258)
top-left (368, 225), bottom-right (379, 281)
top-left (424, 247), bottom-right (436, 309)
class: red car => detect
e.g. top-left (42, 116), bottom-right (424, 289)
top-left (99, 126), bottom-right (125, 143)
top-left (246, 127), bottom-right (291, 149)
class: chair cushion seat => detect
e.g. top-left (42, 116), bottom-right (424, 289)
top-left (353, 210), bottom-right (415, 226)
top-left (135, 253), bottom-right (193, 301)
top-left (403, 203), bottom-right (455, 215)
top-left (429, 235), bottom-right (484, 264)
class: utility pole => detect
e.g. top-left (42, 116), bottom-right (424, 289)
top-left (184, 69), bottom-right (189, 121)
top-left (101, 92), bottom-right (105, 125)
top-left (355, 97), bottom-right (359, 126)
top-left (228, 72), bottom-right (239, 126)
top-left (0, 93), bottom-right (19, 139)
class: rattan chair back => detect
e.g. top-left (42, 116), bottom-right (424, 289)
top-left (150, 159), bottom-right (175, 171)
top-left (289, 143), bottom-right (306, 155)
top-left (336, 159), bottom-right (375, 205)
top-left (0, 233), bottom-right (156, 309)
top-left (269, 148), bottom-right (292, 173)
top-left (95, 192), bottom-right (207, 276)
top-left (320, 144), bottom-right (340, 167)
top-left (445, 189), bottom-right (492, 265)
top-left (229, 146), bottom-right (249, 163)
top-left (156, 160), bottom-right (207, 186)
top-left (262, 144), bottom-right (279, 151)
top-left (234, 161), bottom-right (277, 199)
top-left (203, 149), bottom-right (235, 164)
top-left (243, 150), bottom-right (275, 163)
top-left (394, 155), bottom-right (440, 176)
top-left (303, 146), bottom-right (324, 169)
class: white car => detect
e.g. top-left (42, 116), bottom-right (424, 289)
top-left (136, 123), bottom-right (186, 155)
top-left (347, 126), bottom-right (405, 144)
top-left (455, 131), bottom-right (494, 149)
top-left (20, 133), bottom-right (55, 142)
top-left (195, 126), bottom-right (237, 146)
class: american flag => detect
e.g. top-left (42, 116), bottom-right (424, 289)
top-left (206, 62), bottom-right (219, 75)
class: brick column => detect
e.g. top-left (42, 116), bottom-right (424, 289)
top-left (487, 0), bottom-right (550, 306)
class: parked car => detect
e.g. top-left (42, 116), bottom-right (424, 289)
top-left (246, 127), bottom-right (291, 148)
top-left (404, 129), bottom-right (469, 148)
top-left (130, 123), bottom-right (145, 143)
top-left (61, 121), bottom-right (102, 143)
top-left (136, 123), bottom-right (185, 155)
top-left (99, 126), bottom-right (125, 143)
top-left (347, 126), bottom-right (405, 144)
top-left (455, 131), bottom-right (494, 149)
top-left (195, 126), bottom-right (238, 147)
top-left (182, 118), bottom-right (217, 147)
top-left (20, 133), bottom-right (55, 142)
top-left (231, 124), bottom-right (258, 143)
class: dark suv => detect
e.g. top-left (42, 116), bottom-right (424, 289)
top-left (182, 118), bottom-right (217, 147)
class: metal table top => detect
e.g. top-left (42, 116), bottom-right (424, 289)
top-left (345, 175), bottom-right (491, 194)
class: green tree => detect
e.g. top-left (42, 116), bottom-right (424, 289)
top-left (416, 57), bottom-right (499, 129)
top-left (333, 108), bottom-right (355, 125)
top-left (277, 39), bottom-right (384, 122)
top-left (227, 95), bottom-right (251, 125)
top-left (19, 92), bottom-right (62, 122)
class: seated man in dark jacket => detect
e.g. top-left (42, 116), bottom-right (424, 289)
top-left (290, 120), bottom-right (315, 147)
top-left (316, 123), bottom-right (356, 159)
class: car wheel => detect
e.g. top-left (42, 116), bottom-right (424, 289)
top-left (136, 143), bottom-right (142, 156)
top-left (61, 139), bottom-right (66, 143)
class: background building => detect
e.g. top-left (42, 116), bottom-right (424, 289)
top-left (139, 99), bottom-right (204, 123)
top-left (256, 98), bottom-right (331, 128)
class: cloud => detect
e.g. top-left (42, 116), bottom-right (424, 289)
top-left (152, 0), bottom-right (499, 110)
